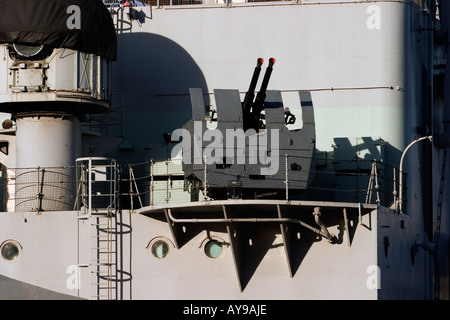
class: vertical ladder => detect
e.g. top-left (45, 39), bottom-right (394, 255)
top-left (76, 157), bottom-right (119, 300)
top-left (90, 210), bottom-right (117, 300)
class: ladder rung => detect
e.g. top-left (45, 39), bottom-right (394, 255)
top-left (92, 275), bottom-right (117, 280)
top-left (93, 273), bottom-right (117, 276)
top-left (93, 251), bottom-right (117, 254)
top-left (96, 250), bottom-right (116, 253)
top-left (91, 282), bottom-right (117, 286)
top-left (91, 244), bottom-right (114, 247)
top-left (91, 253), bottom-right (115, 256)
top-left (90, 260), bottom-right (116, 263)
top-left (91, 246), bottom-right (116, 249)
top-left (91, 212), bottom-right (115, 217)
top-left (91, 231), bottom-right (116, 234)
top-left (92, 277), bottom-right (117, 282)
top-left (90, 262), bottom-right (115, 266)
top-left (93, 226), bottom-right (115, 229)
top-left (94, 275), bottom-right (117, 278)
top-left (91, 236), bottom-right (116, 239)
top-left (92, 285), bottom-right (117, 289)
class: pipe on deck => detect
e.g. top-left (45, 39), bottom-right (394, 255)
top-left (156, 205), bottom-right (336, 242)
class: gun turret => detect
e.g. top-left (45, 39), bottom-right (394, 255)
top-left (243, 58), bottom-right (276, 132)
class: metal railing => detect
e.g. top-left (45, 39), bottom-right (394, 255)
top-left (120, 155), bottom-right (397, 209)
top-left (1, 165), bottom-right (76, 212)
top-left (0, 155), bottom-right (403, 212)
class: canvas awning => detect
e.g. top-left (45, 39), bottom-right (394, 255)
top-left (0, 0), bottom-right (117, 60)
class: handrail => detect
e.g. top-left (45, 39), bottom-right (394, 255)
top-left (396, 136), bottom-right (432, 214)
top-left (75, 157), bottom-right (118, 215)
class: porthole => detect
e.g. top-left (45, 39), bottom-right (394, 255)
top-left (151, 240), bottom-right (169, 259)
top-left (204, 240), bottom-right (223, 259)
top-left (13, 44), bottom-right (44, 58)
top-left (1, 240), bottom-right (21, 262)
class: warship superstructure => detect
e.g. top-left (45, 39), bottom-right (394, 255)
top-left (0, 0), bottom-right (449, 300)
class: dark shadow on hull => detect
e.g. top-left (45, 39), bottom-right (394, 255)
top-left (281, 217), bottom-right (319, 278)
top-left (0, 274), bottom-right (80, 300)
top-left (109, 32), bottom-right (209, 163)
top-left (308, 137), bottom-right (402, 208)
top-left (109, 32), bottom-right (209, 208)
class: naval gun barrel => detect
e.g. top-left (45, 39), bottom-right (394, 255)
top-left (243, 58), bottom-right (264, 130)
top-left (249, 57), bottom-right (276, 131)
top-left (243, 58), bottom-right (264, 115)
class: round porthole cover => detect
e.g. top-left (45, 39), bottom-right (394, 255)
top-left (151, 240), bottom-right (169, 259)
top-left (204, 240), bottom-right (223, 259)
top-left (1, 240), bottom-right (21, 261)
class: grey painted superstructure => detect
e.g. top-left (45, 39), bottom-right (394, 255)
top-left (0, 0), bottom-right (448, 300)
